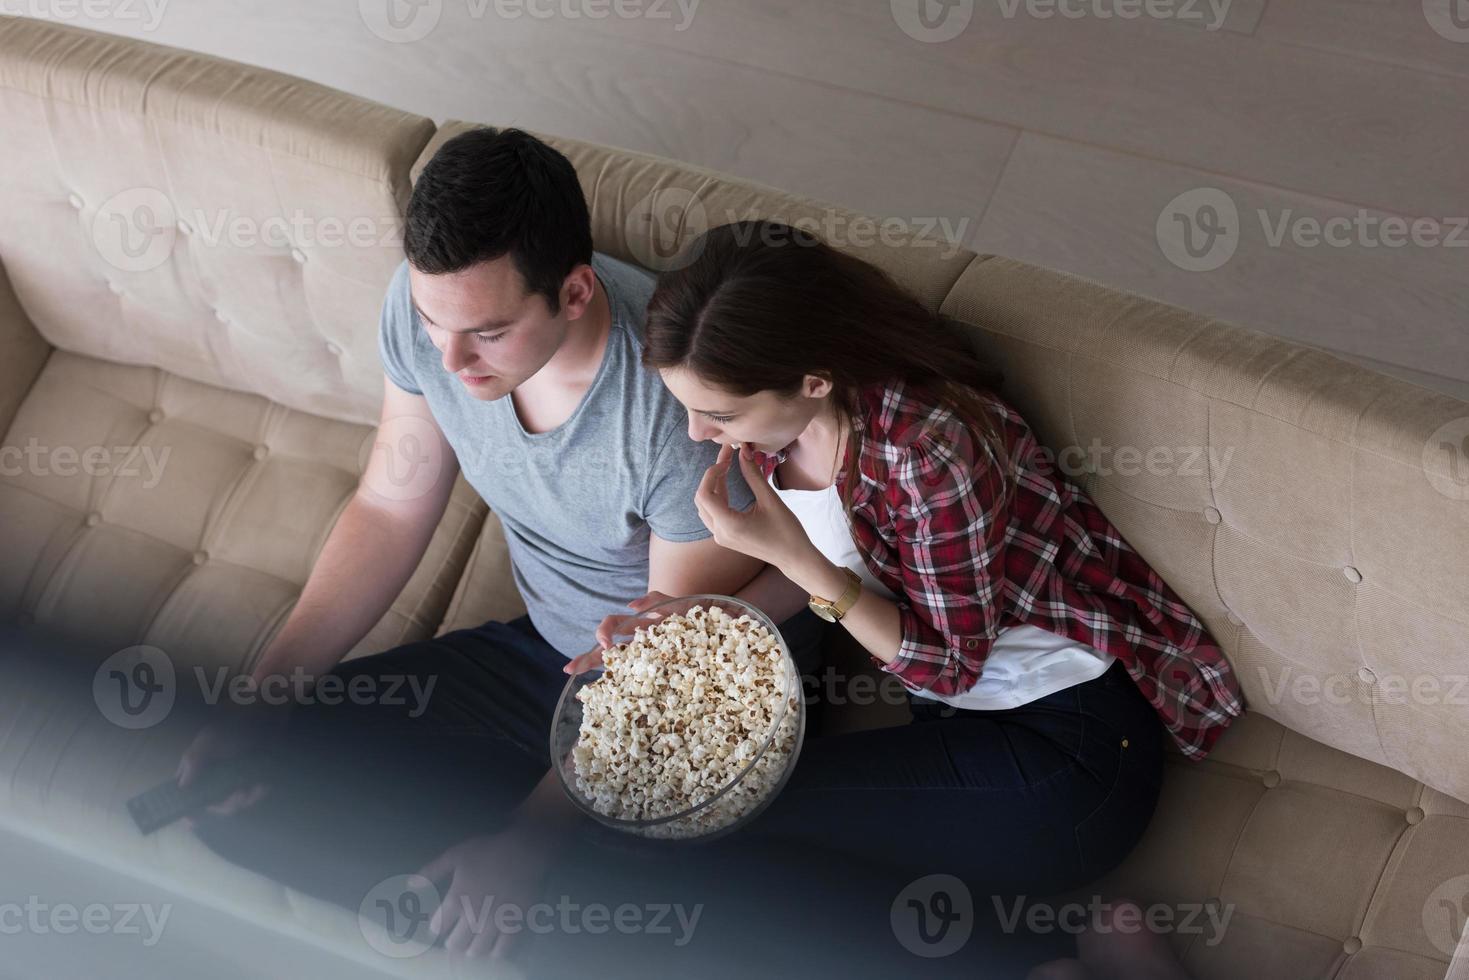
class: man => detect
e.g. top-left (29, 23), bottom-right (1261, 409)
top-left (176, 127), bottom-right (819, 944)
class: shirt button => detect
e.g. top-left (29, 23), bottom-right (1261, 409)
top-left (325, 341), bottom-right (343, 357)
top-left (964, 638), bottom-right (979, 650)
top-left (67, 193), bottom-right (85, 210)
top-left (1342, 937), bottom-right (1363, 955)
top-left (214, 309), bottom-right (230, 324)
top-left (1405, 806), bottom-right (1425, 825)
top-left (192, 550), bottom-right (209, 566)
top-left (176, 218), bottom-right (192, 236)
top-left (1344, 566), bottom-right (1363, 583)
top-left (147, 409), bottom-right (164, 424)
top-left (1262, 770), bottom-right (1282, 788)
top-left (85, 512), bottom-right (102, 527)
top-left (107, 280), bottom-right (125, 296)
top-left (1226, 611), bottom-right (1243, 626)
top-left (1203, 506), bottom-right (1222, 525)
top-left (1358, 666), bottom-right (1376, 684)
top-left (253, 445), bottom-right (269, 461)
top-left (290, 248), bottom-right (307, 265)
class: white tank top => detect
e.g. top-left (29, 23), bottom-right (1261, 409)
top-left (770, 469), bottom-right (1115, 711)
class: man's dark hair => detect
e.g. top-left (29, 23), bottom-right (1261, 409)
top-left (404, 127), bottom-right (594, 315)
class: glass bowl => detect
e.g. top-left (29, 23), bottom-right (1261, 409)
top-left (550, 594), bottom-right (806, 843)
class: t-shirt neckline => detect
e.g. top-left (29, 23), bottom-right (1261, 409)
top-left (508, 264), bottom-right (616, 441)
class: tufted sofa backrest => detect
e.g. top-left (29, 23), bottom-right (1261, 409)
top-left (0, 15), bottom-right (434, 427)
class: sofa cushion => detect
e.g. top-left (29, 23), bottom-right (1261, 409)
top-left (0, 351), bottom-right (484, 671)
top-left (0, 15), bottom-right (435, 427)
top-left (1049, 709), bottom-right (1469, 979)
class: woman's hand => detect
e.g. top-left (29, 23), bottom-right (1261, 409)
top-left (695, 443), bottom-right (816, 571)
top-left (565, 591), bottom-right (675, 674)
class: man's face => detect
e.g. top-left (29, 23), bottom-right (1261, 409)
top-left (408, 255), bottom-right (576, 402)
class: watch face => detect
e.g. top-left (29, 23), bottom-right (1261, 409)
top-left (808, 600), bottom-right (837, 623)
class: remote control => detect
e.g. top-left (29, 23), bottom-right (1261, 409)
top-left (127, 757), bottom-right (267, 835)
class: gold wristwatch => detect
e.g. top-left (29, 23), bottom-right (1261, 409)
top-left (808, 567), bottom-right (864, 623)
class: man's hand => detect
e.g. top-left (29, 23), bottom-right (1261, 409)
top-left (566, 591), bottom-right (676, 675)
top-left (175, 707), bottom-right (290, 823)
top-left (418, 827), bottom-right (558, 962)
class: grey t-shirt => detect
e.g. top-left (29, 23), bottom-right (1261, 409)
top-left (378, 253), bottom-right (753, 657)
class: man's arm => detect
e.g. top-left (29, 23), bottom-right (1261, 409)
top-left (248, 377), bottom-right (460, 685)
top-left (178, 377), bottom-right (460, 795)
top-left (645, 532), bottom-right (766, 599)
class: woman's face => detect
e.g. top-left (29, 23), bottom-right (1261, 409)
top-left (659, 366), bottom-right (829, 455)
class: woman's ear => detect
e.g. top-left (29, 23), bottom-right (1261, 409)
top-left (803, 373), bottom-right (834, 398)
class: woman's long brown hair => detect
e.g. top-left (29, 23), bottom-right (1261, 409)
top-left (642, 220), bottom-right (1014, 549)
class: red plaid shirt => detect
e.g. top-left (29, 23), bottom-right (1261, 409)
top-left (754, 381), bottom-right (1244, 761)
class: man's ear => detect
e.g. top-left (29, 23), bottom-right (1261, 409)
top-left (559, 264), bottom-right (598, 319)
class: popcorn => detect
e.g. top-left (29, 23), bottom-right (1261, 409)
top-left (571, 603), bottom-right (801, 839)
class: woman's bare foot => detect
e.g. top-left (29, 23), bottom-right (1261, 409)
top-left (1024, 898), bottom-right (1191, 980)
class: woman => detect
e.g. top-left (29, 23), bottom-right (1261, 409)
top-left (575, 220), bottom-right (1244, 976)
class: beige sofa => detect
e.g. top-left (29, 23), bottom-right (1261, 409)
top-left (3, 15), bottom-right (1468, 979)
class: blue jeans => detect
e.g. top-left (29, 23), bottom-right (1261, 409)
top-left (190, 614), bottom-right (1161, 977)
top-left (741, 655), bottom-right (1166, 896)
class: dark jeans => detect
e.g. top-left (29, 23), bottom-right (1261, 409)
top-left (190, 614), bottom-right (1163, 978)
